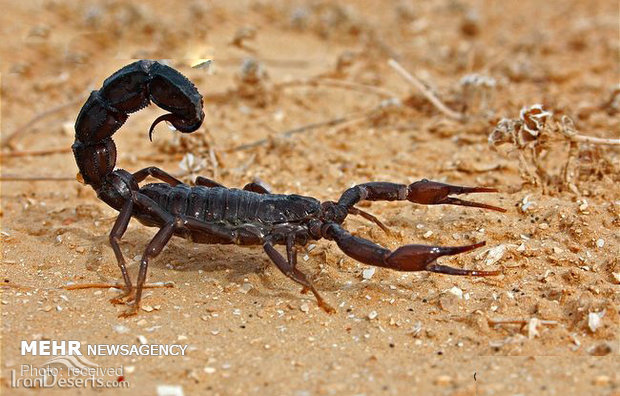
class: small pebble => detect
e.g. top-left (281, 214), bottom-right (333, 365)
top-left (435, 375), bottom-right (452, 385)
top-left (368, 311), bottom-right (378, 320)
top-left (137, 335), bottom-right (148, 345)
top-left (142, 305), bottom-right (154, 312)
top-left (589, 343), bottom-right (612, 356)
top-left (178, 335), bottom-right (188, 341)
top-left (593, 375), bottom-right (610, 386)
top-left (300, 303), bottom-right (310, 313)
top-left (596, 239), bottom-right (604, 248)
top-left (520, 195), bottom-right (534, 212)
top-left (239, 283), bottom-right (253, 294)
top-left (137, 319), bottom-right (147, 327)
top-left (528, 318), bottom-right (540, 339)
top-left (423, 230), bottom-right (433, 238)
top-left (480, 244), bottom-right (506, 265)
top-left (588, 310), bottom-right (605, 333)
top-left (114, 325), bottom-right (129, 334)
top-left (448, 286), bottom-right (463, 299)
top-left (125, 365), bottom-right (135, 374)
top-left (362, 268), bottom-right (376, 280)
top-left (204, 367), bottom-right (216, 374)
top-left (157, 385), bottom-right (184, 396)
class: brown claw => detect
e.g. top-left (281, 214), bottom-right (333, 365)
top-left (385, 240), bottom-right (499, 276)
top-left (407, 179), bottom-right (506, 212)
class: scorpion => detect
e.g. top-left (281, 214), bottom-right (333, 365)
top-left (72, 60), bottom-right (506, 316)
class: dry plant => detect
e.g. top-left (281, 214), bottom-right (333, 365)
top-left (489, 104), bottom-right (619, 194)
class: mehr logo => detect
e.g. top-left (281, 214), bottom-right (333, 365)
top-left (21, 340), bottom-right (82, 356)
top-left (21, 340), bottom-right (188, 356)
top-left (15, 339), bottom-right (187, 389)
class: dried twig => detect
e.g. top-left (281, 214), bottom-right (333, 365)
top-left (568, 135), bottom-right (620, 145)
top-left (228, 101), bottom-right (394, 152)
top-left (488, 318), bottom-right (558, 326)
top-left (215, 57), bottom-right (311, 69)
top-left (1, 98), bottom-right (83, 149)
top-left (63, 281), bottom-right (174, 290)
top-left (1, 283), bottom-right (34, 291)
top-left (0, 147), bottom-right (72, 158)
top-left (0, 174), bottom-right (76, 181)
top-left (205, 76), bottom-right (398, 104)
top-left (559, 117), bottom-right (620, 146)
top-left (277, 77), bottom-right (398, 98)
top-left (387, 58), bottom-right (464, 121)
top-left (229, 116), bottom-right (351, 151)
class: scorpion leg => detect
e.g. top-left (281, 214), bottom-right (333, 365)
top-left (120, 221), bottom-right (176, 317)
top-left (242, 181), bottom-right (271, 194)
top-left (118, 193), bottom-right (176, 317)
top-left (263, 238), bottom-right (335, 313)
top-left (134, 166), bottom-right (183, 186)
top-left (337, 180), bottom-right (506, 213)
top-left (194, 176), bottom-right (225, 188)
top-left (194, 176), bottom-right (272, 194)
top-left (323, 223), bottom-right (500, 276)
top-left (108, 199), bottom-right (134, 304)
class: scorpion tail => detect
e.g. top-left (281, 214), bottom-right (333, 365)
top-left (148, 113), bottom-right (203, 142)
top-left (73, 60), bottom-right (204, 188)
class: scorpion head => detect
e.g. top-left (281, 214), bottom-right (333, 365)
top-left (98, 169), bottom-right (139, 211)
top-left (319, 201), bottom-right (348, 224)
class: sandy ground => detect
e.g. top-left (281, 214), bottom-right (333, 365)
top-left (1, 0), bottom-right (619, 395)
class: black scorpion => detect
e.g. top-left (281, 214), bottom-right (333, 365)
top-left (72, 60), bottom-right (505, 316)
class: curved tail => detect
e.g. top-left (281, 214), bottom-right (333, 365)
top-left (72, 60), bottom-right (204, 189)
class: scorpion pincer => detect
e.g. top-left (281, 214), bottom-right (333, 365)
top-left (73, 60), bottom-right (506, 317)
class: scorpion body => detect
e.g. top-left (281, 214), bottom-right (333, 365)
top-left (73, 60), bottom-right (505, 316)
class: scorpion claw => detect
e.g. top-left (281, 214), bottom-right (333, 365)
top-left (385, 240), bottom-right (498, 275)
top-left (407, 179), bottom-right (506, 212)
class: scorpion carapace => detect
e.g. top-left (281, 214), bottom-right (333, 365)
top-left (72, 61), bottom-right (506, 317)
